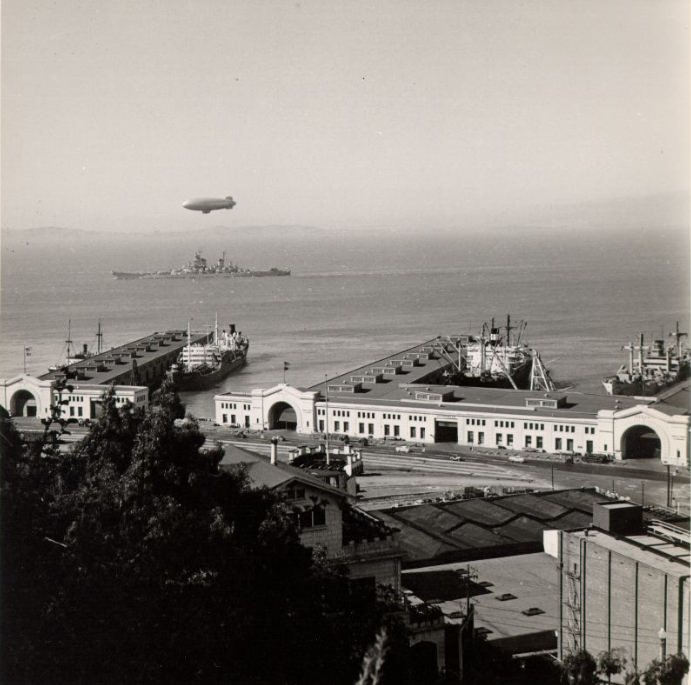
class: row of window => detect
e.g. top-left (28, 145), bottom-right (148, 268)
top-left (357, 411), bottom-right (375, 419)
top-left (494, 420), bottom-right (515, 428)
top-left (220, 414), bottom-right (251, 428)
top-left (524, 422), bottom-right (545, 430)
top-left (383, 413), bottom-right (401, 420)
top-left (333, 409), bottom-right (350, 417)
top-left (219, 401), bottom-right (251, 411)
top-left (468, 432), bottom-right (594, 453)
top-left (468, 418), bottom-right (486, 426)
top-left (555, 425), bottom-right (575, 433)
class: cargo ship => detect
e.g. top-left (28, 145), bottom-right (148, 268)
top-left (431, 316), bottom-right (555, 391)
top-left (602, 323), bottom-right (689, 396)
top-left (167, 319), bottom-right (249, 391)
top-left (112, 250), bottom-right (290, 280)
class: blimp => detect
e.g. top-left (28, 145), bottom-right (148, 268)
top-left (182, 196), bottom-right (236, 214)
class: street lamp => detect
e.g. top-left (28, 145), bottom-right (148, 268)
top-left (658, 627), bottom-right (667, 660)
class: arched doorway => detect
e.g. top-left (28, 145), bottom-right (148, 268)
top-left (621, 425), bottom-right (661, 459)
top-left (11, 389), bottom-right (38, 417)
top-left (268, 401), bottom-right (297, 430)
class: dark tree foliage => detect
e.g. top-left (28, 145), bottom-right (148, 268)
top-left (2, 381), bottom-right (402, 685)
top-left (643, 653), bottom-right (690, 685)
top-left (561, 650), bottom-right (599, 685)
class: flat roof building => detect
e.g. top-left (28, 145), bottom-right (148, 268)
top-left (544, 504), bottom-right (690, 678)
top-left (1, 329), bottom-right (208, 421)
top-left (215, 339), bottom-right (690, 467)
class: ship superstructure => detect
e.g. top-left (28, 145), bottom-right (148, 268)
top-left (602, 323), bottom-right (689, 396)
top-left (167, 317), bottom-right (249, 390)
top-left (112, 250), bottom-right (290, 279)
top-left (432, 316), bottom-right (554, 391)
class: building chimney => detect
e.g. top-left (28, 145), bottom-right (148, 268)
top-left (270, 438), bottom-right (278, 465)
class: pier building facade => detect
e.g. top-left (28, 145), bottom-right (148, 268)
top-left (215, 340), bottom-right (690, 468)
top-left (1, 329), bottom-right (208, 421)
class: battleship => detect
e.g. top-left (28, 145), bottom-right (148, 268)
top-left (602, 323), bottom-right (689, 396)
top-left (167, 319), bottom-right (249, 391)
top-left (112, 251), bottom-right (290, 280)
top-left (430, 316), bottom-right (555, 391)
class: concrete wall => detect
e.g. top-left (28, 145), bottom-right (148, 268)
top-left (558, 531), bottom-right (690, 675)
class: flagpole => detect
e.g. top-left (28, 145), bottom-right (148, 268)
top-left (23, 346), bottom-right (27, 374)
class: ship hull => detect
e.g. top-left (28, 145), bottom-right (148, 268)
top-left (168, 348), bottom-right (248, 391)
top-left (112, 270), bottom-right (290, 280)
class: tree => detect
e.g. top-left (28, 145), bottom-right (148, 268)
top-left (561, 650), bottom-right (599, 685)
top-left (598, 648), bottom-right (628, 679)
top-left (642, 654), bottom-right (690, 685)
top-left (2, 382), bottom-right (403, 685)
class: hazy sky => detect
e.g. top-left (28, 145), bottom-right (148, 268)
top-left (2, 0), bottom-right (689, 232)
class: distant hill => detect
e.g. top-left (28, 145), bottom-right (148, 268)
top-left (3, 224), bottom-right (324, 244)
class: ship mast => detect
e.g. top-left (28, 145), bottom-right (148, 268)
top-left (66, 320), bottom-right (73, 363)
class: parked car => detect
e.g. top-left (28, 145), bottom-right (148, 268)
top-left (395, 445), bottom-right (411, 453)
top-left (449, 455), bottom-right (464, 462)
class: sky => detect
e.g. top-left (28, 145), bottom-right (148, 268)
top-left (2, 0), bottom-right (689, 233)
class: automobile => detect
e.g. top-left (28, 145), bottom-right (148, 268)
top-left (508, 455), bottom-right (526, 463)
top-left (449, 455), bottom-right (464, 462)
top-left (395, 445), bottom-right (411, 453)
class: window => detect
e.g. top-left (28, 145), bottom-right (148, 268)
top-left (507, 434), bottom-right (513, 446)
top-left (319, 420), bottom-right (324, 432)
top-left (496, 433), bottom-right (503, 444)
top-left (478, 432), bottom-right (484, 445)
top-left (334, 421), bottom-right (340, 432)
top-left (555, 437), bottom-right (562, 451)
top-left (231, 414), bottom-right (236, 425)
top-left (222, 413), bottom-right (228, 424)
top-left (586, 440), bottom-right (593, 454)
top-left (393, 425), bottom-right (400, 437)
top-left (525, 435), bottom-right (532, 447)
top-left (359, 422), bottom-right (365, 434)
top-left (297, 505), bottom-right (326, 529)
top-left (467, 431), bottom-right (474, 444)
top-left (368, 423), bottom-right (374, 435)
top-left (286, 486), bottom-right (305, 500)
top-left (536, 436), bottom-right (543, 449)
top-left (343, 421), bottom-right (349, 433)
top-left (420, 427), bottom-right (425, 439)
top-left (567, 439), bottom-right (574, 451)
top-left (384, 425), bottom-right (390, 437)
top-left (410, 426), bottom-right (417, 439)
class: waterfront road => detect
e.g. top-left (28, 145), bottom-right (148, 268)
top-left (10, 418), bottom-right (689, 515)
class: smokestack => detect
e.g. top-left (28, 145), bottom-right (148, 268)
top-left (270, 438), bottom-right (278, 465)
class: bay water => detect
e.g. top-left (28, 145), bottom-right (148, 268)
top-left (2, 225), bottom-right (688, 418)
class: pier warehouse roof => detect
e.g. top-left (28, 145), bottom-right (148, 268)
top-left (39, 330), bottom-right (210, 388)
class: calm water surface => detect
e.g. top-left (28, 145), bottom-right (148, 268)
top-left (2, 226), bottom-right (688, 417)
